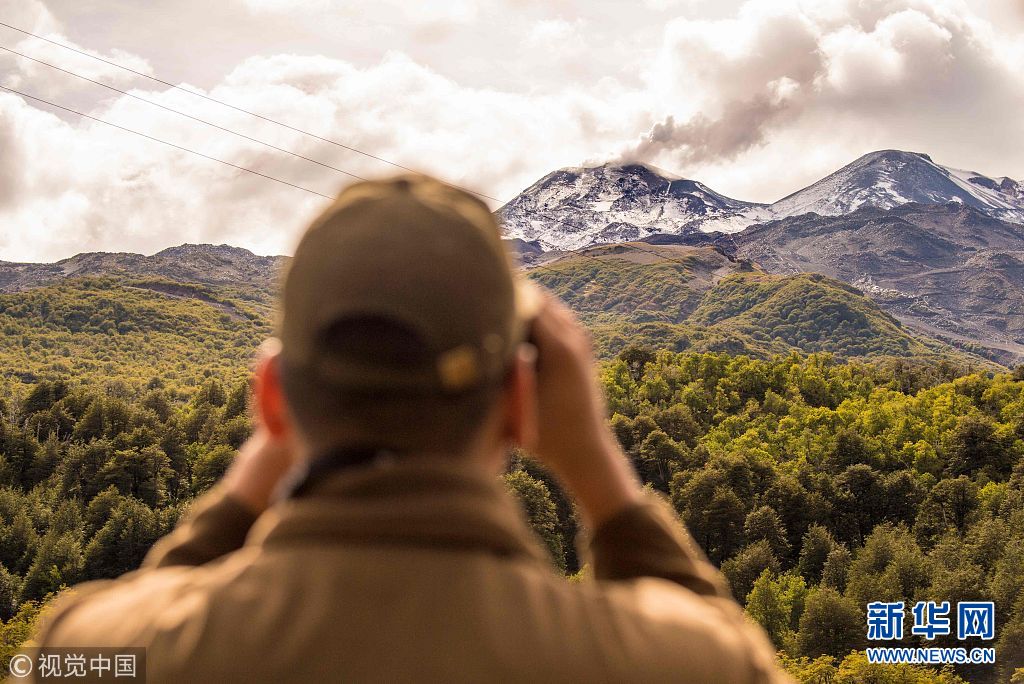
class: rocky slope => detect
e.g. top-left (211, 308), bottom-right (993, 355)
top-left (770, 149), bottom-right (1024, 222)
top-left (722, 203), bottom-right (1024, 365)
top-left (498, 163), bottom-right (766, 251)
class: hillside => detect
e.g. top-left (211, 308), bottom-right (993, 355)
top-left (770, 150), bottom-right (1024, 223)
top-left (726, 203), bottom-right (1024, 366)
top-left (0, 244), bottom-right (285, 294)
top-left (0, 243), bottom-right (983, 390)
top-left (526, 243), bottom-right (965, 362)
top-left (0, 277), bottom-right (271, 388)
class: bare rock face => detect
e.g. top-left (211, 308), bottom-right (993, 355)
top-left (724, 203), bottom-right (1024, 365)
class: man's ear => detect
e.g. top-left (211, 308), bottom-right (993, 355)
top-left (502, 345), bottom-right (539, 449)
top-left (253, 339), bottom-right (291, 439)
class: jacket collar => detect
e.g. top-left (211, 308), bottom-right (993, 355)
top-left (247, 456), bottom-right (551, 565)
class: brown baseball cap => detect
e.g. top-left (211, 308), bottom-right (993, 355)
top-left (278, 175), bottom-right (541, 395)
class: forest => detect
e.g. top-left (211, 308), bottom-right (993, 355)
top-left (1, 268), bottom-right (1024, 681)
top-left (0, 349), bottom-right (1022, 681)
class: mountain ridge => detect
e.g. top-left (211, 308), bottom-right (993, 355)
top-left (498, 162), bottom-right (767, 251)
top-left (770, 149), bottom-right (1024, 222)
top-left (721, 202), bottom-right (1024, 366)
top-left (0, 243), bottom-right (286, 293)
top-left (0, 241), bottom-right (990, 389)
top-left (501, 150), bottom-right (1024, 252)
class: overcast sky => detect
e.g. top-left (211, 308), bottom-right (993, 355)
top-left (2, 0), bottom-right (1023, 262)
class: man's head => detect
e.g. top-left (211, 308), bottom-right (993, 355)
top-left (255, 175), bottom-right (539, 465)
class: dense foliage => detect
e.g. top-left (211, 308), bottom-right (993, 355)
top-left (516, 351), bottom-right (1024, 682)
top-left (0, 268), bottom-right (1021, 682)
top-left (0, 375), bottom-right (252, 624)
top-left (0, 278), bottom-right (271, 388)
top-left (529, 255), bottom-right (969, 362)
top-left (0, 262), bottom-right (982, 390)
top-left (605, 351), bottom-right (1024, 682)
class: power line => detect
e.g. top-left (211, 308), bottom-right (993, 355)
top-left (1, 78), bottom-right (700, 298)
top-left (0, 74), bottom-right (669, 285)
top-left (0, 32), bottom-right (709, 289)
top-left (0, 44), bottom-right (368, 182)
top-left (0, 81), bottom-right (683, 296)
top-left (0, 54), bottom-right (690, 283)
top-left (0, 84), bottom-right (337, 200)
top-left (0, 72), bottom-right (669, 302)
top-left (0, 20), bottom-right (503, 203)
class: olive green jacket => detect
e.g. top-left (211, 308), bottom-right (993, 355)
top-left (34, 458), bottom-right (791, 683)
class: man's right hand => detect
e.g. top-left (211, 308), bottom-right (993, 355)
top-left (527, 291), bottom-right (642, 529)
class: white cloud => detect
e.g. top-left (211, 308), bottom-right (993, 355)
top-left (242, 0), bottom-right (332, 13)
top-left (2, 0), bottom-right (1024, 261)
top-left (0, 48), bottom-right (642, 261)
top-left (619, 0), bottom-right (1024, 200)
top-left (0, 1), bottom-right (153, 99)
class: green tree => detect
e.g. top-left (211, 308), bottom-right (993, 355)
top-left (98, 446), bottom-right (172, 507)
top-left (19, 531), bottom-right (83, 603)
top-left (745, 570), bottom-right (807, 650)
top-left (0, 564), bottom-right (21, 621)
top-left (636, 430), bottom-right (685, 492)
top-left (744, 506), bottom-right (790, 559)
top-left (72, 399), bottom-right (105, 442)
top-left (672, 470), bottom-right (746, 564)
top-left (189, 444), bottom-right (235, 495)
top-left (798, 525), bottom-right (838, 584)
top-left (0, 600), bottom-right (45, 678)
top-left (914, 476), bottom-right (980, 544)
top-left (721, 541), bottom-right (780, 605)
top-left (83, 499), bottom-right (160, 579)
top-left (503, 470), bottom-right (566, 572)
top-left (821, 546), bottom-right (851, 592)
top-left (944, 413), bottom-right (1010, 478)
top-left (845, 524), bottom-right (930, 607)
top-left (796, 586), bottom-right (863, 658)
top-left (835, 651), bottom-right (966, 683)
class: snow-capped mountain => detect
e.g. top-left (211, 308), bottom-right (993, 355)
top-left (770, 149), bottom-right (1024, 222)
top-left (498, 163), bottom-right (766, 251)
top-left (499, 151), bottom-right (1024, 252)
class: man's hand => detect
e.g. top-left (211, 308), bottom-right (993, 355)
top-left (222, 428), bottom-right (294, 515)
top-left (527, 292), bottom-right (642, 529)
